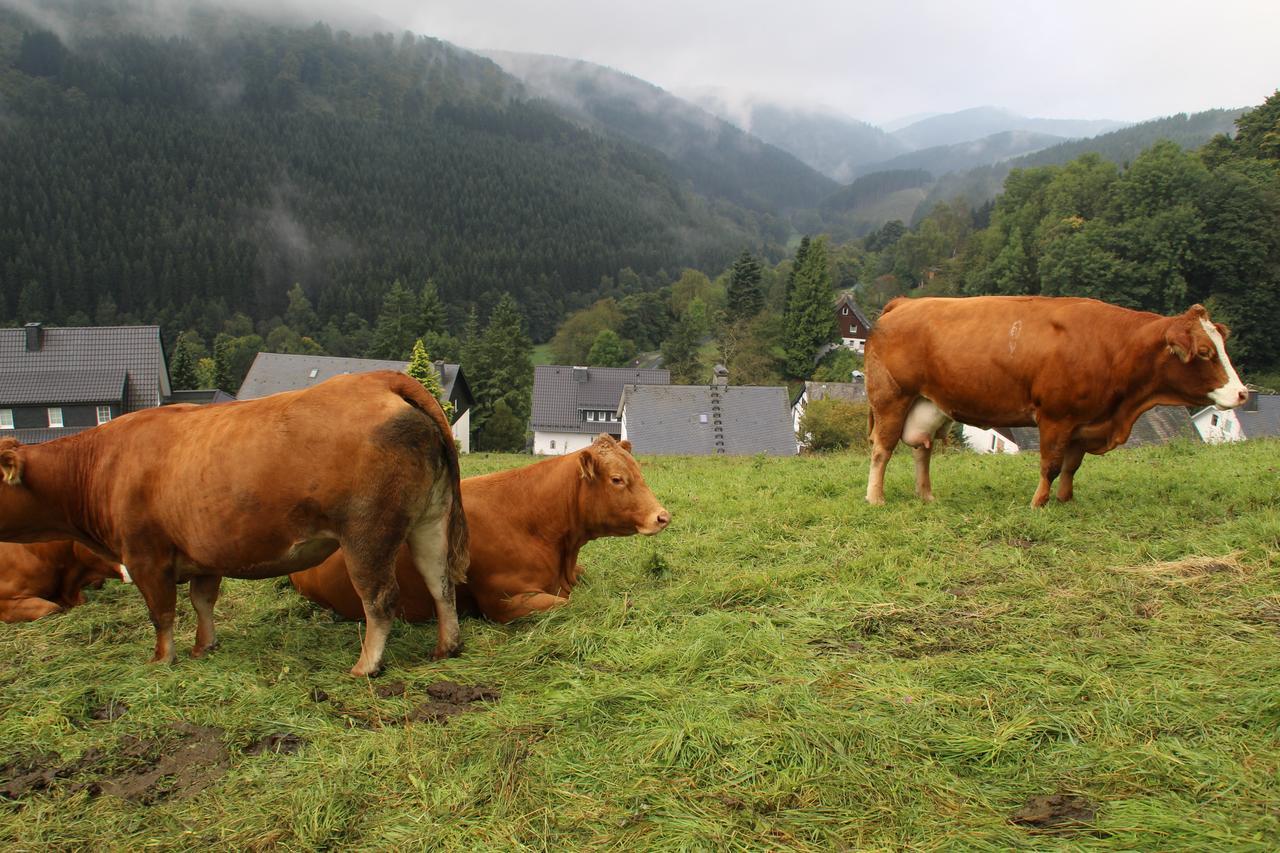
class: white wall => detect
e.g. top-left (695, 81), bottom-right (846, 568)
top-left (452, 407), bottom-right (471, 454)
top-left (1192, 408), bottom-right (1242, 444)
top-left (962, 424), bottom-right (1019, 454)
top-left (533, 430), bottom-right (596, 456)
top-left (841, 336), bottom-right (867, 354)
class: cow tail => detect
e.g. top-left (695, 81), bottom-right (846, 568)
top-left (389, 372), bottom-right (471, 584)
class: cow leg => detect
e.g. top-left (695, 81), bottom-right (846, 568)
top-left (342, 543), bottom-right (401, 678)
top-left (1056, 443), bottom-right (1086, 503)
top-left (189, 575), bottom-right (222, 658)
top-left (912, 445), bottom-right (935, 502)
top-left (866, 399), bottom-right (911, 505)
top-left (1032, 424), bottom-right (1072, 508)
top-left (407, 514), bottom-right (461, 661)
top-left (132, 569), bottom-right (178, 664)
top-left (0, 597), bottom-right (63, 623)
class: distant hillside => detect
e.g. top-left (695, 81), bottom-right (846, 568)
top-left (484, 53), bottom-right (837, 213)
top-left (917, 108), bottom-right (1245, 218)
top-left (892, 106), bottom-right (1127, 149)
top-left (820, 170), bottom-right (933, 214)
top-left (852, 130), bottom-right (1066, 179)
top-left (691, 93), bottom-right (909, 182)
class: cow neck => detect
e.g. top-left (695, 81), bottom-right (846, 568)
top-left (24, 438), bottom-right (111, 549)
top-left (1095, 318), bottom-right (1183, 448)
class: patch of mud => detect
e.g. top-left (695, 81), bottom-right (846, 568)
top-left (1011, 793), bottom-right (1097, 834)
top-left (1006, 537), bottom-right (1036, 549)
top-left (90, 700), bottom-right (129, 721)
top-left (0, 752), bottom-right (70, 799)
top-left (409, 682), bottom-right (501, 724)
top-left (309, 688), bottom-right (330, 703)
top-left (245, 733), bottom-right (306, 756)
top-left (90, 723), bottom-right (230, 803)
top-left (374, 681), bottom-right (406, 699)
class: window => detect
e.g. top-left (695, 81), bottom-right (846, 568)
top-left (96, 406), bottom-right (112, 425)
top-left (550, 440), bottom-right (556, 450)
top-left (47, 407), bottom-right (63, 428)
top-left (586, 411), bottom-right (596, 422)
top-left (0, 409), bottom-right (12, 430)
top-left (842, 306), bottom-right (850, 315)
top-left (1211, 414), bottom-right (1219, 427)
top-left (309, 368), bottom-right (319, 378)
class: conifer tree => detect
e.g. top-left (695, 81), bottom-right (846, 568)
top-left (406, 338), bottom-right (455, 421)
top-left (368, 280), bottom-right (419, 359)
top-left (783, 236), bottom-right (836, 378)
top-left (418, 279), bottom-right (446, 337)
top-left (169, 331), bottom-right (199, 390)
top-left (726, 250), bottom-right (764, 321)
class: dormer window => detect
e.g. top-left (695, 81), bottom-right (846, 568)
top-left (96, 406), bottom-right (112, 425)
top-left (47, 407), bottom-right (63, 428)
top-left (0, 409), bottom-right (12, 430)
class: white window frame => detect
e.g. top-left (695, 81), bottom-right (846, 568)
top-left (96, 405), bottom-right (112, 425)
top-left (0, 409), bottom-right (12, 430)
top-left (47, 407), bottom-right (63, 428)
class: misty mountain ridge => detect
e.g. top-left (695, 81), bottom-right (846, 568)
top-left (852, 129), bottom-right (1068, 179)
top-left (480, 51), bottom-right (837, 213)
top-left (891, 105), bottom-right (1129, 150)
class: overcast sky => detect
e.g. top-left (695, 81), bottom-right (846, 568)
top-left (344, 0), bottom-right (1278, 125)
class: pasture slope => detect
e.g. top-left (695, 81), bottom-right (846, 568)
top-left (1, 439), bottom-right (1278, 849)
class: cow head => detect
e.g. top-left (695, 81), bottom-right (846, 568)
top-left (576, 434), bottom-right (670, 537)
top-left (0, 438), bottom-right (21, 486)
top-left (1161, 305), bottom-right (1249, 410)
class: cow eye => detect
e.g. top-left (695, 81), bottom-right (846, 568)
top-left (610, 475), bottom-right (624, 486)
top-left (1197, 347), bottom-right (1213, 360)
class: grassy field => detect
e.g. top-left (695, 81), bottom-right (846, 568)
top-left (2, 440), bottom-right (1279, 849)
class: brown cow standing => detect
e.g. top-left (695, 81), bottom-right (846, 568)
top-left (0, 371), bottom-right (468, 676)
top-left (865, 296), bottom-right (1249, 507)
top-left (0, 541), bottom-right (125, 622)
top-left (291, 434), bottom-right (669, 624)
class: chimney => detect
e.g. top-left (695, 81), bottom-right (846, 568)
top-left (24, 322), bottom-right (43, 352)
top-left (712, 364), bottom-right (729, 387)
top-left (571, 366), bottom-right (588, 383)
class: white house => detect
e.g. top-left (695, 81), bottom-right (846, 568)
top-left (962, 425), bottom-right (1023, 454)
top-left (963, 406), bottom-right (1200, 454)
top-left (531, 365), bottom-right (671, 455)
top-left (1191, 394), bottom-right (1278, 443)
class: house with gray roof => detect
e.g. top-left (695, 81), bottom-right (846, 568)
top-left (963, 405), bottom-right (1200, 454)
top-left (1191, 394), bottom-right (1280, 444)
top-left (237, 352), bottom-right (474, 451)
top-left (0, 322), bottom-right (170, 444)
top-left (532, 365), bottom-right (670, 455)
top-left (617, 367), bottom-right (798, 457)
top-left (792, 374), bottom-right (866, 439)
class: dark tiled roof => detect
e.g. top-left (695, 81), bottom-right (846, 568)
top-left (802, 380), bottom-right (867, 406)
top-left (998, 405), bottom-right (1199, 452)
top-left (164, 389), bottom-right (238, 405)
top-left (6, 426), bottom-right (92, 445)
top-left (237, 353), bottom-right (469, 410)
top-left (0, 325), bottom-right (168, 412)
top-left (532, 365), bottom-right (670, 434)
top-left (620, 384), bottom-right (798, 456)
top-left (1238, 394), bottom-right (1280, 438)
top-left (0, 368), bottom-right (125, 405)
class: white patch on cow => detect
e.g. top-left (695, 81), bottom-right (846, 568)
top-left (1008, 320), bottom-right (1022, 355)
top-left (1201, 318), bottom-right (1248, 409)
top-left (903, 397), bottom-right (952, 448)
top-left (118, 564), bottom-right (132, 584)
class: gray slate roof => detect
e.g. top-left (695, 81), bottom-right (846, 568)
top-left (532, 365), bottom-right (670, 434)
top-left (0, 368), bottom-right (125, 405)
top-left (620, 384), bottom-right (798, 456)
top-left (164, 389), bottom-right (238, 405)
top-left (998, 405), bottom-right (1199, 451)
top-left (238, 353), bottom-right (470, 412)
top-left (7, 427), bottom-right (91, 445)
top-left (1238, 394), bottom-right (1280, 438)
top-left (0, 325), bottom-right (169, 412)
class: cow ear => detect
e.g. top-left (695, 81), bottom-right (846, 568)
top-left (0, 448), bottom-right (22, 486)
top-left (1165, 322), bottom-right (1195, 363)
top-left (619, 439), bottom-right (633, 453)
top-left (578, 447), bottom-right (597, 481)
top-left (1214, 322), bottom-right (1231, 341)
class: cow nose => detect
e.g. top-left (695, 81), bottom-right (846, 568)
top-left (1238, 389), bottom-right (1250, 406)
top-left (655, 510), bottom-right (671, 528)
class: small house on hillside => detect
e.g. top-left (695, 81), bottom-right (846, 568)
top-left (1191, 395), bottom-right (1279, 443)
top-left (834, 291), bottom-right (874, 353)
top-left (962, 406), bottom-right (1200, 454)
top-left (0, 322), bottom-right (170, 444)
top-left (237, 352), bottom-right (474, 452)
top-left (531, 365), bottom-right (670, 455)
top-left (792, 375), bottom-right (867, 437)
top-left (617, 366), bottom-right (797, 457)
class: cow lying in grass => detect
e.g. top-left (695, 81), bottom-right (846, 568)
top-left (0, 540), bottom-right (126, 622)
top-left (0, 371), bottom-right (467, 676)
top-left (865, 297), bottom-right (1249, 507)
top-left (291, 434), bottom-right (669, 623)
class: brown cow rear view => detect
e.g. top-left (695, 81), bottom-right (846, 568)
top-left (291, 434), bottom-right (669, 623)
top-left (865, 296), bottom-right (1249, 507)
top-left (0, 371), bottom-right (467, 676)
top-left (0, 541), bottom-right (125, 622)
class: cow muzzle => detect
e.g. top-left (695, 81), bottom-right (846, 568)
top-left (640, 509), bottom-right (671, 536)
top-left (1209, 384), bottom-right (1249, 410)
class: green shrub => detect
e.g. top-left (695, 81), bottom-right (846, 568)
top-left (799, 397), bottom-right (871, 452)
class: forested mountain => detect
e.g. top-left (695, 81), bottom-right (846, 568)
top-left (690, 93), bottom-right (910, 182)
top-left (891, 106), bottom-right (1127, 149)
top-left (852, 130), bottom-right (1067, 179)
top-left (0, 1), bottom-right (776, 344)
top-left (482, 52), bottom-right (837, 214)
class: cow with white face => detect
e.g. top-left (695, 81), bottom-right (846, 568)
top-left (864, 297), bottom-right (1250, 507)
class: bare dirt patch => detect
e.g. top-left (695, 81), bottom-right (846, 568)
top-left (0, 752), bottom-right (69, 799)
top-left (1010, 793), bottom-right (1097, 834)
top-left (90, 723), bottom-right (230, 803)
top-left (245, 733), bottom-right (307, 756)
top-left (409, 681), bottom-right (501, 724)
top-left (90, 699), bottom-right (129, 721)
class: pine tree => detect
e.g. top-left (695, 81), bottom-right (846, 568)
top-left (418, 279), bottom-right (446, 337)
top-left (368, 280), bottom-right (419, 359)
top-left (406, 338), bottom-right (455, 421)
top-left (468, 294), bottom-right (533, 451)
top-left (726, 250), bottom-right (764, 321)
top-left (284, 283), bottom-right (319, 337)
top-left (212, 334), bottom-right (236, 393)
top-left (783, 236), bottom-right (836, 378)
top-left (169, 331), bottom-right (199, 390)
top-left (784, 236), bottom-right (811, 314)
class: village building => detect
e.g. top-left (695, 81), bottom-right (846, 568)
top-left (0, 322), bottom-right (171, 444)
top-left (962, 405), bottom-right (1201, 454)
top-left (531, 365), bottom-right (670, 455)
top-left (1191, 394), bottom-right (1278, 443)
top-left (617, 365), bottom-right (797, 456)
top-left (237, 352), bottom-right (474, 452)
top-left (792, 375), bottom-right (867, 438)
top-left (834, 291), bottom-right (874, 353)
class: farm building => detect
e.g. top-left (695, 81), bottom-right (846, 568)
top-left (1191, 394), bottom-right (1279, 443)
top-left (0, 322), bottom-right (170, 444)
top-left (617, 366), bottom-right (797, 456)
top-left (531, 365), bottom-right (670, 455)
top-left (237, 352), bottom-right (474, 452)
top-left (962, 405), bottom-right (1201, 454)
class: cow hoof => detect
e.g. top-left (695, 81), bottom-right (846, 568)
top-left (190, 640), bottom-right (218, 659)
top-left (349, 662), bottom-right (384, 678)
top-left (431, 642), bottom-right (462, 661)
top-left (147, 653), bottom-right (176, 666)
top-left (866, 495), bottom-right (885, 506)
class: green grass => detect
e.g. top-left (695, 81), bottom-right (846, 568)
top-left (2, 440), bottom-right (1279, 849)
top-left (531, 343), bottom-right (555, 366)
